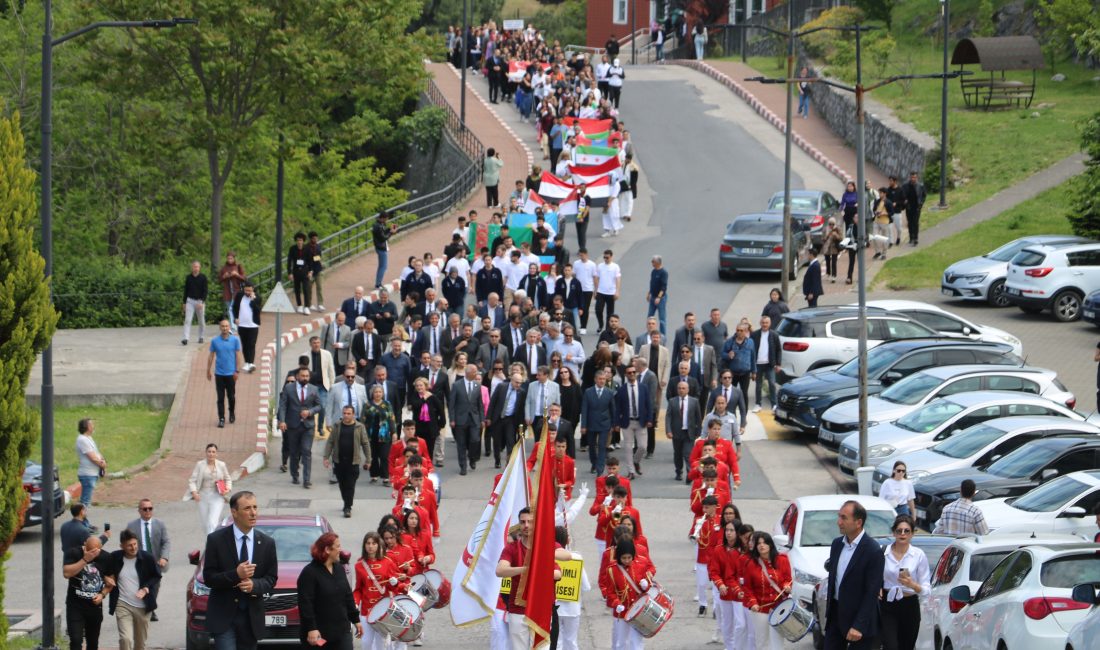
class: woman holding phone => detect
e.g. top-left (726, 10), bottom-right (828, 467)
top-left (881, 515), bottom-right (931, 650)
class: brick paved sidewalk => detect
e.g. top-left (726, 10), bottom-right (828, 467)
top-left (97, 62), bottom-right (531, 506)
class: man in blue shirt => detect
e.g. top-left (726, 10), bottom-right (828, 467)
top-left (207, 320), bottom-right (243, 428)
top-left (721, 323), bottom-right (756, 404)
top-left (646, 255), bottom-right (669, 336)
top-left (549, 116), bottom-right (565, 172)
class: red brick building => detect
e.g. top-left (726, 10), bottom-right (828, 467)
top-left (586, 0), bottom-right (776, 49)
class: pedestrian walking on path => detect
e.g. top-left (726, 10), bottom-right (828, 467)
top-left (484, 148), bottom-right (505, 208)
top-left (903, 172), bottom-right (927, 246)
top-left (207, 320), bottom-right (243, 428)
top-left (189, 444), bottom-right (231, 535)
top-left (217, 252), bottom-right (246, 332)
top-left (76, 418), bottom-right (108, 513)
top-left (182, 260), bottom-right (207, 345)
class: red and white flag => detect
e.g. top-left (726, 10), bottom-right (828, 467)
top-left (567, 157), bottom-right (620, 184)
top-left (537, 172), bottom-right (574, 200)
top-left (522, 192), bottom-right (547, 214)
top-left (449, 443), bottom-right (530, 626)
top-left (519, 424), bottom-right (559, 648)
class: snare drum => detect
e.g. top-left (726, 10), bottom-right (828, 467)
top-left (768, 597), bottom-right (815, 643)
top-left (366, 595), bottom-right (424, 642)
top-left (624, 588), bottom-right (674, 638)
top-left (409, 572), bottom-right (440, 610)
top-left (422, 569), bottom-right (452, 609)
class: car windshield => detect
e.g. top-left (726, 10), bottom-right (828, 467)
top-left (1010, 477), bottom-right (1089, 512)
top-left (729, 220), bottom-right (780, 236)
top-left (879, 373), bottom-right (941, 406)
top-left (969, 551), bottom-right (1013, 581)
top-left (254, 524), bottom-right (326, 562)
top-left (984, 443), bottom-right (1063, 478)
top-left (837, 346), bottom-right (903, 379)
top-left (799, 509), bottom-right (894, 547)
top-left (931, 424), bottom-right (1005, 459)
top-left (1041, 555), bottom-right (1100, 588)
top-left (986, 240), bottom-right (1035, 262)
top-left (768, 196), bottom-right (818, 212)
top-left (895, 401), bottom-right (966, 433)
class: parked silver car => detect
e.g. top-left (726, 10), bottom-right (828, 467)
top-left (941, 235), bottom-right (1089, 307)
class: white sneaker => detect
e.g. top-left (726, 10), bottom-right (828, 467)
top-left (579, 328), bottom-right (587, 335)
top-left (752, 405), bottom-right (761, 413)
top-left (600, 231), bottom-right (611, 238)
top-left (317, 304), bottom-right (325, 311)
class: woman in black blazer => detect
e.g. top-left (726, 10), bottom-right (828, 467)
top-left (555, 365), bottom-right (584, 447)
top-left (297, 532), bottom-right (360, 648)
top-left (407, 377), bottom-right (446, 457)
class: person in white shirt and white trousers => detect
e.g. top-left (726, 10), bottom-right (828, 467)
top-left (881, 514), bottom-right (931, 650)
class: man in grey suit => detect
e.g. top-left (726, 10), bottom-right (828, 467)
top-left (634, 317), bottom-right (661, 351)
top-left (666, 380), bottom-right (702, 482)
top-left (322, 311), bottom-right (353, 367)
top-left (581, 369), bottom-right (618, 476)
top-left (326, 368), bottom-right (368, 428)
top-left (524, 365), bottom-right (561, 439)
top-left (126, 499), bottom-right (171, 572)
top-left (277, 367), bottom-right (323, 488)
top-left (633, 357), bottom-right (661, 459)
top-left (448, 364), bottom-right (484, 475)
top-left (475, 329), bottom-right (510, 371)
top-left (691, 331), bottom-right (719, 390)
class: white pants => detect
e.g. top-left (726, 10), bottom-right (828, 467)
top-left (750, 610), bottom-right (784, 650)
top-left (619, 191), bottom-right (634, 218)
top-left (489, 610), bottom-right (509, 650)
top-left (695, 562), bottom-right (711, 606)
top-left (595, 539), bottom-right (606, 559)
top-left (872, 221), bottom-right (891, 254)
top-left (183, 298), bottom-right (205, 342)
top-left (713, 584), bottom-right (724, 633)
top-left (890, 212), bottom-right (904, 242)
top-left (507, 612), bottom-right (530, 650)
top-left (197, 489), bottom-right (224, 535)
top-left (603, 203), bottom-right (623, 233)
top-left (613, 617), bottom-right (644, 650)
top-left (360, 615), bottom-right (388, 650)
top-left (717, 600), bottom-right (737, 650)
top-left (736, 603), bottom-right (756, 649)
top-left (558, 614), bottom-right (580, 650)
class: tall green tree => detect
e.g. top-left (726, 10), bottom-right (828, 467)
top-left (1069, 111), bottom-right (1100, 239)
top-left (88, 0), bottom-right (432, 271)
top-left (0, 108), bottom-right (58, 638)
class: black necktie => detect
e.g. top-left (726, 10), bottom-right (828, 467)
top-left (630, 383), bottom-right (637, 419)
top-left (240, 534), bottom-right (249, 563)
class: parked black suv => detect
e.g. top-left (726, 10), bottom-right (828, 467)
top-left (775, 338), bottom-right (1021, 437)
top-left (913, 435), bottom-right (1100, 530)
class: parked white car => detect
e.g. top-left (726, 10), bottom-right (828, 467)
top-left (943, 543), bottom-right (1100, 649)
top-left (837, 392), bottom-right (1081, 475)
top-left (941, 235), bottom-right (1090, 307)
top-left (974, 471), bottom-right (1100, 539)
top-left (1066, 591), bottom-right (1100, 650)
top-left (771, 494), bottom-right (895, 617)
top-left (1004, 241), bottom-right (1100, 322)
top-left (857, 300), bottom-right (1023, 356)
top-left (925, 535), bottom-right (1085, 650)
top-left (872, 416), bottom-right (1100, 493)
top-left (818, 365), bottom-right (1076, 448)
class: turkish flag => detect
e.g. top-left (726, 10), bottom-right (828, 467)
top-left (518, 423), bottom-right (557, 647)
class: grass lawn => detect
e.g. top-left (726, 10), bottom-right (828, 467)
top-left (33, 404), bottom-right (168, 487)
top-left (501, 0), bottom-right (549, 20)
top-left (874, 175), bottom-right (1079, 290)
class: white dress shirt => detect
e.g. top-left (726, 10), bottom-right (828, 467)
top-left (233, 524), bottom-right (254, 563)
top-left (883, 542), bottom-right (931, 601)
top-left (835, 530), bottom-right (865, 587)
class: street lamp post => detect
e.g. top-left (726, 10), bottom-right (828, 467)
top-left (38, 9), bottom-right (196, 649)
top-left (939, 0), bottom-right (950, 207)
top-left (461, 0), bottom-right (468, 130)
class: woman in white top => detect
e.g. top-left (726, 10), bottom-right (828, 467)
top-left (189, 443), bottom-right (232, 535)
top-left (554, 524), bottom-right (591, 650)
top-left (881, 515), bottom-right (931, 650)
top-left (879, 461), bottom-right (917, 516)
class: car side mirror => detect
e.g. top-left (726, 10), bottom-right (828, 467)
top-left (340, 550), bottom-right (352, 565)
top-left (823, 557), bottom-right (832, 573)
top-left (1041, 468), bottom-right (1059, 481)
top-left (949, 585), bottom-right (972, 604)
top-left (989, 454), bottom-right (1002, 463)
top-left (1060, 506), bottom-right (1088, 518)
top-left (881, 371), bottom-right (902, 386)
top-left (934, 429), bottom-right (960, 442)
top-left (773, 533), bottom-right (790, 548)
top-left (188, 550), bottom-right (201, 566)
top-left (1071, 583), bottom-right (1100, 605)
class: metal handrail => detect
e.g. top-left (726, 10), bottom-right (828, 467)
top-left (247, 79), bottom-right (484, 292)
top-left (565, 27), bottom-right (652, 58)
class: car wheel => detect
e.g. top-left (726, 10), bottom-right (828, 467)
top-left (986, 279), bottom-right (1011, 307)
top-left (811, 597), bottom-right (825, 650)
top-left (718, 268), bottom-right (732, 280)
top-left (1052, 290), bottom-right (1083, 322)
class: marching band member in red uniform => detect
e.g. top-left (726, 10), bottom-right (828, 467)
top-left (392, 485), bottom-right (431, 548)
top-left (602, 540), bottom-right (657, 650)
top-left (401, 510), bottom-right (435, 570)
top-left (690, 495), bottom-right (723, 619)
top-left (381, 525), bottom-right (416, 582)
top-left (527, 435), bottom-right (577, 499)
top-left (592, 457), bottom-right (633, 505)
top-left (390, 455), bottom-right (435, 498)
top-left (596, 486), bottom-right (643, 558)
top-left (741, 531), bottom-right (792, 650)
top-left (690, 468), bottom-right (732, 520)
top-left (389, 422), bottom-right (431, 477)
top-left (690, 420), bottom-right (740, 487)
top-left (708, 520), bottom-right (745, 650)
top-left (354, 531), bottom-right (406, 650)
top-left (688, 444), bottom-right (732, 488)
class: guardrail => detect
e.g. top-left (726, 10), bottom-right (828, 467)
top-left (565, 27), bottom-right (651, 59)
top-left (247, 79), bottom-right (484, 292)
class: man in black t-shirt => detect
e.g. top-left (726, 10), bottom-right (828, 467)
top-left (63, 535), bottom-right (117, 650)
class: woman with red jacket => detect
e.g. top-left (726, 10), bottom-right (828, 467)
top-left (598, 523), bottom-right (652, 600)
top-left (708, 521), bottom-right (746, 650)
top-left (381, 525), bottom-right (417, 581)
top-left (602, 540), bottom-right (657, 650)
top-left (401, 510), bottom-right (435, 570)
top-left (740, 531), bottom-right (792, 650)
top-left (354, 532), bottom-right (406, 650)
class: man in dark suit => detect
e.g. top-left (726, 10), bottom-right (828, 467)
top-left (339, 286), bottom-right (371, 327)
top-left (672, 311), bottom-right (697, 352)
top-left (368, 366), bottom-right (400, 413)
top-left (322, 311), bottom-right (353, 368)
top-left (633, 357), bottom-right (660, 459)
top-left (615, 366), bottom-right (655, 478)
top-left (502, 315), bottom-right (527, 357)
top-left (666, 360), bottom-right (701, 401)
top-left (203, 491), bottom-right (278, 650)
top-left (803, 247), bottom-right (824, 308)
top-left (514, 329), bottom-right (548, 379)
top-left (825, 500), bottom-right (884, 650)
top-left (750, 315), bottom-right (782, 412)
top-left (422, 354), bottom-right (451, 467)
top-left (580, 369), bottom-right (617, 476)
top-left (486, 372), bottom-right (526, 467)
top-left (277, 367), bottom-right (323, 488)
top-left (440, 313), bottom-right (464, 367)
top-left (665, 380), bottom-right (702, 481)
top-left (416, 311), bottom-right (447, 360)
top-left (478, 293), bottom-right (506, 329)
top-left (448, 364), bottom-right (485, 475)
top-left (475, 329), bottom-right (510, 372)
top-left (351, 319), bottom-right (383, 380)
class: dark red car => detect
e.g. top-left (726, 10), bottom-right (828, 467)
top-left (185, 514), bottom-right (350, 649)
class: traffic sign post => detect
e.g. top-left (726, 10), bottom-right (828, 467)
top-left (262, 282), bottom-right (299, 423)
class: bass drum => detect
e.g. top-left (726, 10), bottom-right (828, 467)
top-left (423, 569), bottom-right (452, 609)
top-left (768, 597), bottom-right (815, 643)
top-left (624, 587), bottom-right (674, 638)
top-left (366, 595), bottom-right (425, 642)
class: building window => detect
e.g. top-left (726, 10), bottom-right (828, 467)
top-left (613, 0), bottom-right (628, 24)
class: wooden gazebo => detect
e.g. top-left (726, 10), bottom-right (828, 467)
top-left (951, 36), bottom-right (1043, 109)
